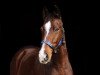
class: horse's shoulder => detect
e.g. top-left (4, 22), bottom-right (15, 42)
top-left (10, 46), bottom-right (39, 69)
top-left (14, 46), bottom-right (38, 58)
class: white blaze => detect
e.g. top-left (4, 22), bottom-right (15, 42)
top-left (39, 21), bottom-right (51, 63)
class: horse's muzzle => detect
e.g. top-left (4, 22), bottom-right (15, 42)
top-left (39, 52), bottom-right (49, 64)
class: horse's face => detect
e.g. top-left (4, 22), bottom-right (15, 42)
top-left (39, 19), bottom-right (63, 64)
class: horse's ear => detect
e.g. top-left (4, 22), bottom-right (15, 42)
top-left (43, 6), bottom-right (49, 20)
top-left (52, 5), bottom-right (62, 19)
top-left (55, 5), bottom-right (61, 19)
top-left (42, 5), bottom-right (62, 20)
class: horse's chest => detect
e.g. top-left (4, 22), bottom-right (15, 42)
top-left (51, 67), bottom-right (67, 75)
top-left (30, 66), bottom-right (66, 75)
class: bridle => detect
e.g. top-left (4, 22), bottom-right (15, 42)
top-left (41, 38), bottom-right (63, 53)
top-left (41, 27), bottom-right (64, 53)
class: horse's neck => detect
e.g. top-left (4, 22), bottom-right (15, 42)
top-left (55, 36), bottom-right (72, 75)
top-left (62, 33), bottom-right (67, 49)
top-left (55, 34), bottom-right (70, 67)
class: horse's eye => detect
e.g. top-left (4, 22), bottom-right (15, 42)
top-left (54, 28), bottom-right (59, 32)
top-left (40, 27), bottom-right (44, 31)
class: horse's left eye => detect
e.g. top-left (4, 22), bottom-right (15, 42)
top-left (54, 28), bottom-right (59, 32)
top-left (41, 27), bottom-right (44, 31)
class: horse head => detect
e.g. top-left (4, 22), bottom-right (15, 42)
top-left (39, 5), bottom-right (64, 64)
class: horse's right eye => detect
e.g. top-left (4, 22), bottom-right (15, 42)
top-left (54, 28), bottom-right (59, 32)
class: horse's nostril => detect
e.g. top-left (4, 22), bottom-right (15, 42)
top-left (44, 54), bottom-right (48, 61)
top-left (41, 60), bottom-right (44, 63)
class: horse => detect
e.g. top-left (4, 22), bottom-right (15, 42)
top-left (10, 5), bottom-right (73, 75)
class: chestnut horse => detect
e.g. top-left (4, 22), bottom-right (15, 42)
top-left (10, 5), bottom-right (73, 75)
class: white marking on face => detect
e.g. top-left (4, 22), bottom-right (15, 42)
top-left (39, 21), bottom-right (51, 63)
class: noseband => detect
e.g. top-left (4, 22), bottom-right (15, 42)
top-left (41, 37), bottom-right (63, 53)
top-left (41, 27), bottom-right (64, 53)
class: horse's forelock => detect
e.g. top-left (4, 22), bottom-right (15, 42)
top-left (43, 5), bottom-right (61, 23)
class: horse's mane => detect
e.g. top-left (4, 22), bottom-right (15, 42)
top-left (43, 4), bottom-right (61, 23)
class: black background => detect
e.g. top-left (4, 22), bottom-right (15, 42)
top-left (0, 0), bottom-right (85, 75)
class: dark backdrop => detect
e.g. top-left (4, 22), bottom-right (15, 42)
top-left (0, 0), bottom-right (84, 75)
